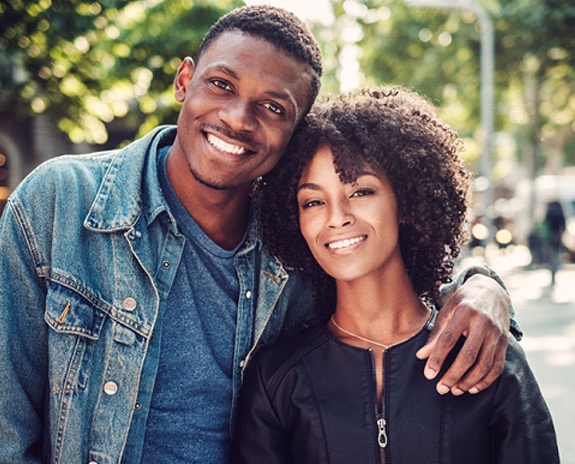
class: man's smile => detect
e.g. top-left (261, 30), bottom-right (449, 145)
top-left (206, 132), bottom-right (247, 155)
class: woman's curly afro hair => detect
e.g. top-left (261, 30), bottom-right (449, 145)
top-left (257, 86), bottom-right (471, 311)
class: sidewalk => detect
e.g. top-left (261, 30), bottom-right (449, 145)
top-left (461, 245), bottom-right (575, 462)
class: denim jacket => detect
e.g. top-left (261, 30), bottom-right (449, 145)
top-left (0, 126), bottom-right (517, 463)
top-left (0, 126), bottom-right (317, 463)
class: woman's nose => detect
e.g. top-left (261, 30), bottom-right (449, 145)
top-left (327, 203), bottom-right (354, 229)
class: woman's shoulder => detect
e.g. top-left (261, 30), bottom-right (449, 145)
top-left (250, 324), bottom-right (332, 385)
top-left (496, 334), bottom-right (542, 391)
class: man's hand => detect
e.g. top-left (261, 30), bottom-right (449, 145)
top-left (416, 273), bottom-right (510, 395)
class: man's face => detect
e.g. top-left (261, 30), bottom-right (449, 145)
top-left (172, 30), bottom-right (313, 191)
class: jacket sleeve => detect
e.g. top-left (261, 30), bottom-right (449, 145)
top-left (0, 198), bottom-right (48, 463)
top-left (231, 355), bottom-right (292, 464)
top-left (490, 338), bottom-right (560, 463)
top-left (439, 263), bottom-right (523, 340)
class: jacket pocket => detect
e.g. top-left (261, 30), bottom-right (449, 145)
top-left (45, 282), bottom-right (107, 339)
top-left (44, 282), bottom-right (108, 395)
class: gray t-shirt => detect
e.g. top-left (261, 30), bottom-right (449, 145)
top-left (140, 145), bottom-right (245, 463)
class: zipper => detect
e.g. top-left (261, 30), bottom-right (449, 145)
top-left (377, 414), bottom-right (388, 449)
top-left (370, 349), bottom-right (388, 464)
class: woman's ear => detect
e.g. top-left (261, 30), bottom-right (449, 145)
top-left (174, 57), bottom-right (195, 103)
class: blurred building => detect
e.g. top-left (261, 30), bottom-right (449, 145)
top-left (0, 110), bottom-right (135, 216)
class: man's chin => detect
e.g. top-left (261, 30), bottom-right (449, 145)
top-left (189, 166), bottom-right (231, 191)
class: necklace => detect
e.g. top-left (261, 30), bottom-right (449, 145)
top-left (330, 312), bottom-right (432, 350)
top-left (330, 316), bottom-right (390, 349)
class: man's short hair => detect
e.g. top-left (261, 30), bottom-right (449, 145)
top-left (197, 5), bottom-right (323, 112)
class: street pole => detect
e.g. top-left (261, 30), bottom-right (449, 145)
top-left (405, 0), bottom-right (495, 242)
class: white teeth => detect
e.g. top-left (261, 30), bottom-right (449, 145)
top-left (207, 133), bottom-right (246, 155)
top-left (327, 236), bottom-right (366, 250)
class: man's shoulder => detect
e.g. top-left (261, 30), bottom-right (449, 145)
top-left (14, 127), bottom-right (173, 202)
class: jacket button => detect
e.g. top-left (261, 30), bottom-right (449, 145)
top-left (103, 381), bottom-right (118, 395)
top-left (89, 461), bottom-right (98, 464)
top-left (122, 297), bottom-right (137, 311)
top-left (245, 290), bottom-right (252, 299)
top-left (162, 260), bottom-right (171, 269)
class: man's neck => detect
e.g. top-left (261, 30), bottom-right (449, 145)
top-left (165, 150), bottom-right (251, 251)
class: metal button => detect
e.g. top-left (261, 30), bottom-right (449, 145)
top-left (135, 231), bottom-right (142, 238)
top-left (162, 260), bottom-right (171, 269)
top-left (122, 297), bottom-right (137, 311)
top-left (103, 381), bottom-right (118, 395)
top-left (134, 401), bottom-right (142, 410)
top-left (245, 290), bottom-right (252, 299)
top-left (88, 461), bottom-right (98, 464)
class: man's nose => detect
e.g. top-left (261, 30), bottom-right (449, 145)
top-left (219, 98), bottom-right (258, 132)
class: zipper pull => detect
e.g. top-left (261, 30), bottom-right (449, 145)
top-left (377, 417), bottom-right (388, 448)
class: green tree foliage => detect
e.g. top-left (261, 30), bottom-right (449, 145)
top-left (0, 0), bottom-right (241, 144)
top-left (497, 0), bottom-right (575, 175)
top-left (327, 0), bottom-right (575, 175)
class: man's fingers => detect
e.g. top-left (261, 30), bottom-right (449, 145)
top-left (458, 334), bottom-right (508, 395)
top-left (433, 329), bottom-right (485, 394)
top-left (421, 316), bottom-right (468, 382)
top-left (416, 299), bottom-right (458, 366)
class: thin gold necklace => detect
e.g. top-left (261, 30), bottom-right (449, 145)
top-left (330, 312), bottom-right (431, 350)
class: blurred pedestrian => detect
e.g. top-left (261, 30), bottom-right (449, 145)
top-left (544, 200), bottom-right (566, 284)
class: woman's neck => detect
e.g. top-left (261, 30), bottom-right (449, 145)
top-left (331, 269), bottom-right (431, 347)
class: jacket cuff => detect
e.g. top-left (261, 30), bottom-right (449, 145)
top-left (441, 264), bottom-right (523, 341)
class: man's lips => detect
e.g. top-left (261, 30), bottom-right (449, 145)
top-left (206, 132), bottom-right (247, 155)
top-left (326, 235), bottom-right (367, 250)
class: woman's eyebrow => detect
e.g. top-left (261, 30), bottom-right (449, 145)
top-left (297, 182), bottom-right (321, 193)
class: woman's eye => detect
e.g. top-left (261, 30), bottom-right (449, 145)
top-left (301, 199), bottom-right (323, 209)
top-left (352, 188), bottom-right (375, 198)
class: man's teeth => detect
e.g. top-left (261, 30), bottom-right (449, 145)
top-left (207, 133), bottom-right (246, 155)
top-left (327, 236), bottom-right (366, 249)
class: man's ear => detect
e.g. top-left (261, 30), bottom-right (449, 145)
top-left (174, 57), bottom-right (195, 103)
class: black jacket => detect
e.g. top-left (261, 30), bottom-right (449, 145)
top-left (232, 322), bottom-right (559, 463)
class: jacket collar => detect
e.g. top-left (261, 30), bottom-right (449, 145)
top-left (84, 126), bottom-right (177, 233)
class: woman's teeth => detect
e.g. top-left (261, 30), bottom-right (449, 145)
top-left (327, 236), bottom-right (366, 249)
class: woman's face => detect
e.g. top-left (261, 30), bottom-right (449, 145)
top-left (297, 145), bottom-right (403, 283)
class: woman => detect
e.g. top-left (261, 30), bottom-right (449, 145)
top-left (232, 87), bottom-right (559, 463)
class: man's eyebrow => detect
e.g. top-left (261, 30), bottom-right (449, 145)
top-left (205, 64), bottom-right (239, 80)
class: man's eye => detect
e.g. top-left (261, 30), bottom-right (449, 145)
top-left (211, 79), bottom-right (231, 91)
top-left (262, 102), bottom-right (283, 115)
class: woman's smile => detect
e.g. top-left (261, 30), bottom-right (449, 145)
top-left (325, 235), bottom-right (367, 250)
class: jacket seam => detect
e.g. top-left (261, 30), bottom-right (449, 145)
top-left (302, 359), bottom-right (332, 462)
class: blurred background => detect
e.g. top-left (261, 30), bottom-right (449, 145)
top-left (1, 0), bottom-right (574, 460)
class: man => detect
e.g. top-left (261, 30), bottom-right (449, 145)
top-left (0, 5), bottom-right (515, 463)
